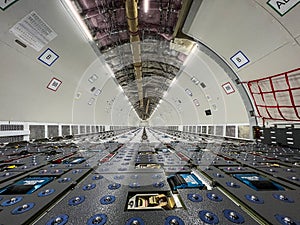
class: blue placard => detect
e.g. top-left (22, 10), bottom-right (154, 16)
top-left (233, 173), bottom-right (284, 191)
top-left (230, 50), bottom-right (250, 69)
top-left (0, 177), bottom-right (53, 195)
top-left (38, 48), bottom-right (59, 66)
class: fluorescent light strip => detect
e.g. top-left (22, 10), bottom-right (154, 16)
top-left (144, 0), bottom-right (149, 13)
top-left (61, 0), bottom-right (93, 41)
top-left (183, 43), bottom-right (197, 66)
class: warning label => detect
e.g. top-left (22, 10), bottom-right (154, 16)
top-left (10, 11), bottom-right (57, 51)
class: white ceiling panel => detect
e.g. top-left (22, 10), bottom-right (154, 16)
top-left (185, 0), bottom-right (296, 74)
top-left (238, 42), bottom-right (300, 81)
top-left (254, 0), bottom-right (300, 39)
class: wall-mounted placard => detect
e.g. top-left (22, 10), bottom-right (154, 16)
top-left (230, 51), bottom-right (250, 69)
top-left (222, 82), bottom-right (235, 95)
top-left (0, 0), bottom-right (19, 10)
top-left (267, 0), bottom-right (299, 16)
top-left (38, 48), bottom-right (59, 66)
top-left (47, 77), bottom-right (62, 92)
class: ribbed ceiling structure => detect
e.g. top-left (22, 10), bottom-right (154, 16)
top-left (73, 0), bottom-right (194, 120)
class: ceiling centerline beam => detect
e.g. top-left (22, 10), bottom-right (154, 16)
top-left (125, 0), bottom-right (144, 109)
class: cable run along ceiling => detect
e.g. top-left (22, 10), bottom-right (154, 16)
top-left (70, 0), bottom-right (195, 120)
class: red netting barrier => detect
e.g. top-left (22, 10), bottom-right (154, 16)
top-left (245, 68), bottom-right (300, 122)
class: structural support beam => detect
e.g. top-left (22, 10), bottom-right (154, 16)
top-left (125, 0), bottom-right (144, 108)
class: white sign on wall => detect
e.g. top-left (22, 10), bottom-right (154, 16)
top-left (47, 78), bottom-right (62, 92)
top-left (38, 48), bottom-right (59, 66)
top-left (230, 51), bottom-right (250, 69)
top-left (10, 11), bottom-right (57, 51)
top-left (0, 0), bottom-right (19, 10)
top-left (222, 82), bottom-right (235, 95)
top-left (267, 0), bottom-right (299, 16)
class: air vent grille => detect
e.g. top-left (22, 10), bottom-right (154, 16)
top-left (62, 125), bottom-right (70, 136)
top-left (215, 126), bottom-right (223, 136)
top-left (80, 126), bottom-right (85, 134)
top-left (208, 126), bottom-right (214, 134)
top-left (0, 124), bottom-right (24, 131)
top-left (72, 126), bottom-right (79, 135)
top-left (86, 126), bottom-right (91, 133)
top-left (226, 126), bottom-right (236, 137)
top-left (48, 125), bottom-right (59, 137)
top-left (29, 125), bottom-right (45, 140)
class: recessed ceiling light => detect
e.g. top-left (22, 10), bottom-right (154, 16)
top-left (185, 88), bottom-right (193, 96)
top-left (144, 0), bottom-right (149, 13)
top-left (61, 0), bottom-right (93, 41)
top-left (193, 99), bottom-right (200, 107)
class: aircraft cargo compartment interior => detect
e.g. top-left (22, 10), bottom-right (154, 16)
top-left (0, 0), bottom-right (299, 224)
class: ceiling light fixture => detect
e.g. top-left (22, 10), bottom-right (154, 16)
top-left (183, 43), bottom-right (197, 66)
top-left (144, 0), bottom-right (149, 13)
top-left (61, 0), bottom-right (93, 41)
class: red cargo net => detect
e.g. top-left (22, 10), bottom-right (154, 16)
top-left (245, 68), bottom-right (300, 122)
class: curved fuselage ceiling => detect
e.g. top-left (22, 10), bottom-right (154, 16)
top-left (0, 0), bottom-right (299, 128)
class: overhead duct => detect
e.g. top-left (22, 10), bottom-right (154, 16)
top-left (125, 0), bottom-right (144, 109)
